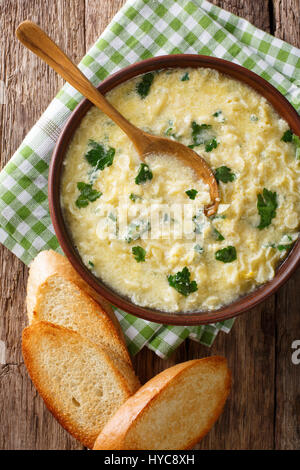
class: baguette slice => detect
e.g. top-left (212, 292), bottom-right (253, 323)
top-left (22, 321), bottom-right (135, 449)
top-left (32, 273), bottom-right (139, 393)
top-left (27, 250), bottom-right (130, 363)
top-left (93, 357), bottom-right (231, 450)
top-left (26, 250), bottom-right (121, 336)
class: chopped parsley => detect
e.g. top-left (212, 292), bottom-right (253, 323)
top-left (215, 246), bottom-right (237, 263)
top-left (213, 110), bottom-right (222, 118)
top-left (181, 72), bottom-right (189, 81)
top-left (135, 163), bottom-right (153, 185)
top-left (88, 260), bottom-right (94, 268)
top-left (277, 243), bottom-right (292, 251)
top-left (212, 227), bottom-right (225, 241)
top-left (194, 244), bottom-right (204, 254)
top-left (108, 212), bottom-right (116, 222)
top-left (167, 267), bottom-right (198, 297)
top-left (277, 235), bottom-right (293, 252)
top-left (215, 166), bottom-right (236, 183)
top-left (193, 210), bottom-right (205, 234)
top-left (136, 72), bottom-right (154, 98)
top-left (85, 140), bottom-right (115, 170)
top-left (129, 193), bottom-right (142, 202)
top-left (213, 110), bottom-right (226, 123)
top-left (257, 188), bottom-right (278, 230)
top-left (250, 114), bottom-right (258, 122)
top-left (185, 189), bottom-right (198, 200)
top-left (189, 121), bottom-right (218, 152)
top-left (75, 182), bottom-right (102, 208)
top-left (281, 129), bottom-right (300, 159)
top-left (281, 129), bottom-right (293, 142)
top-left (132, 246), bottom-right (146, 262)
top-left (205, 138), bottom-right (218, 152)
top-left (165, 127), bottom-right (178, 139)
top-left (164, 120), bottom-right (179, 140)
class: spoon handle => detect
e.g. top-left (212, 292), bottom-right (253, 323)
top-left (16, 21), bottom-right (145, 147)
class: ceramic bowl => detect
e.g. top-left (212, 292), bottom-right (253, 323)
top-left (49, 55), bottom-right (300, 325)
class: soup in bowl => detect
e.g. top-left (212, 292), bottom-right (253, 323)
top-left (49, 56), bottom-right (300, 325)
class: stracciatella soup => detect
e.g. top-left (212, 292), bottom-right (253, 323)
top-left (61, 68), bottom-right (300, 312)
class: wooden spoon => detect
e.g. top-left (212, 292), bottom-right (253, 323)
top-left (16, 21), bottom-right (219, 216)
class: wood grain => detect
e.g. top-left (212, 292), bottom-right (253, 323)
top-left (0, 0), bottom-right (86, 450)
top-left (0, 0), bottom-right (299, 450)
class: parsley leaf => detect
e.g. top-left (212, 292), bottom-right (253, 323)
top-left (129, 193), bottom-right (142, 202)
top-left (88, 261), bottom-right (94, 268)
top-left (215, 166), bottom-right (236, 183)
top-left (281, 129), bottom-right (300, 158)
top-left (278, 243), bottom-right (292, 251)
top-left (132, 246), bottom-right (146, 262)
top-left (277, 235), bottom-right (293, 252)
top-left (75, 182), bottom-right (102, 208)
top-left (257, 188), bottom-right (278, 230)
top-left (190, 121), bottom-right (218, 152)
top-left (205, 138), bottom-right (218, 152)
top-left (213, 110), bottom-right (222, 118)
top-left (281, 129), bottom-right (293, 142)
top-left (85, 140), bottom-right (115, 170)
top-left (181, 72), bottom-right (189, 81)
top-left (136, 73), bottom-right (154, 98)
top-left (135, 163), bottom-right (153, 185)
top-left (167, 267), bottom-right (198, 297)
top-left (212, 227), bottom-right (225, 241)
top-left (215, 246), bottom-right (237, 263)
top-left (185, 189), bottom-right (198, 200)
top-left (165, 127), bottom-right (178, 139)
top-left (193, 210), bottom-right (205, 234)
top-left (194, 244), bottom-right (204, 254)
top-left (213, 110), bottom-right (225, 123)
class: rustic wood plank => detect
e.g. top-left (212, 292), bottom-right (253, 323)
top-left (195, 297), bottom-right (276, 450)
top-left (275, 270), bottom-right (300, 449)
top-left (195, 0), bottom-right (276, 450)
top-left (273, 0), bottom-right (300, 450)
top-left (85, 0), bottom-right (126, 51)
top-left (0, 0), bottom-right (86, 450)
top-left (273, 0), bottom-right (300, 45)
top-left (211, 0), bottom-right (271, 30)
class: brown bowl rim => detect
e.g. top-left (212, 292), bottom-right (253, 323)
top-left (49, 54), bottom-right (300, 325)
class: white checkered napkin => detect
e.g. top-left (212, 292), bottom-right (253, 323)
top-left (0, 0), bottom-right (299, 359)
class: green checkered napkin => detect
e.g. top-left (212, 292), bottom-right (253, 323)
top-left (1, 0), bottom-right (299, 358)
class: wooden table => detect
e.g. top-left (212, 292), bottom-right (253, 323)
top-left (0, 0), bottom-right (299, 450)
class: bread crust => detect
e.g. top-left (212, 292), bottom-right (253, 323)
top-left (22, 321), bottom-right (134, 449)
top-left (93, 356), bottom-right (231, 450)
top-left (27, 250), bottom-right (130, 364)
top-left (33, 272), bottom-right (133, 367)
top-left (27, 250), bottom-right (123, 336)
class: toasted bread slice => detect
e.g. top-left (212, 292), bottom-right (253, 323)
top-left (22, 321), bottom-right (135, 449)
top-left (27, 250), bottom-right (130, 362)
top-left (93, 357), bottom-right (231, 450)
top-left (26, 250), bottom-right (121, 336)
top-left (32, 273), bottom-right (139, 393)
